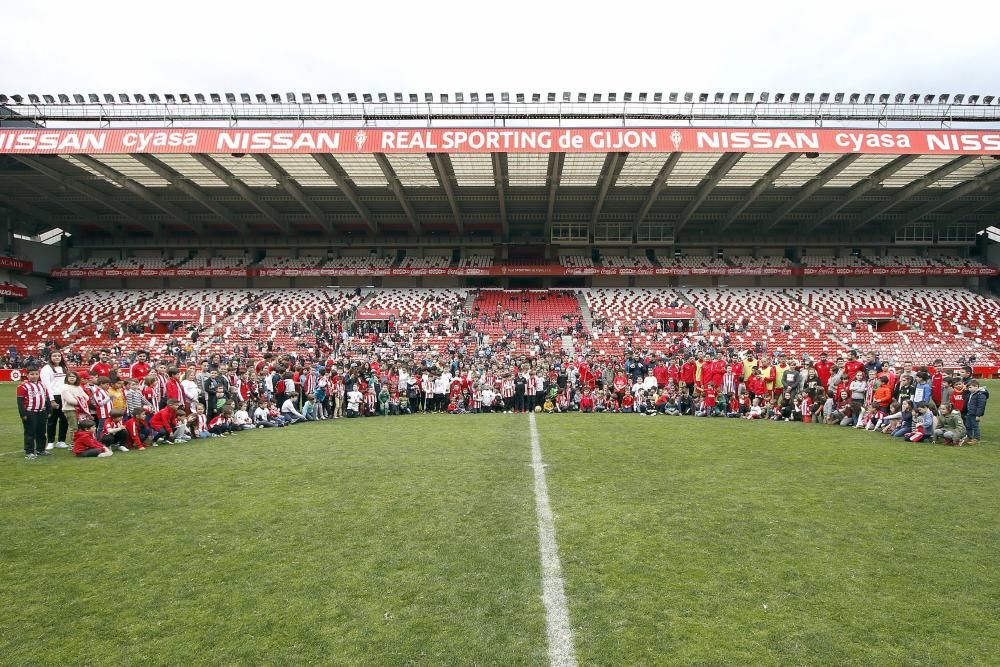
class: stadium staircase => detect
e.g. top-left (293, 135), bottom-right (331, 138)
top-left (674, 290), bottom-right (712, 332)
top-left (561, 334), bottom-right (576, 357)
top-left (575, 292), bottom-right (595, 331)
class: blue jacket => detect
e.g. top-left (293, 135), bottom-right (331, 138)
top-left (967, 387), bottom-right (989, 417)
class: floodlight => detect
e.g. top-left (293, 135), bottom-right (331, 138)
top-left (205, 93), bottom-right (216, 103)
top-left (71, 93), bottom-right (83, 103)
top-left (12, 94), bottom-right (23, 103)
top-left (923, 94), bottom-right (935, 103)
top-left (968, 94), bottom-right (979, 104)
top-left (982, 95), bottom-right (994, 104)
top-left (804, 92), bottom-right (814, 103)
top-left (548, 92), bottom-right (556, 102)
top-left (378, 92), bottom-right (387, 102)
top-left (58, 94), bottom-right (70, 103)
top-left (834, 92), bottom-right (845, 102)
top-left (484, 93), bottom-right (493, 102)
top-left (638, 92), bottom-right (647, 101)
top-left (166, 93), bottom-right (178, 104)
top-left (347, 93), bottom-right (357, 102)
top-left (317, 93), bottom-right (327, 103)
top-left (456, 92), bottom-right (464, 102)
top-left (43, 94), bottom-right (55, 103)
top-left (805, 152), bottom-right (820, 159)
top-left (759, 92), bottom-right (769, 102)
top-left (425, 92), bottom-right (433, 102)
top-left (714, 92), bottom-right (723, 102)
top-left (252, 93), bottom-right (263, 103)
top-left (301, 93), bottom-right (311, 103)
top-left (744, 92), bottom-right (753, 102)
top-left (879, 93), bottom-right (889, 103)
top-left (0, 95), bottom-right (8, 104)
top-left (237, 93), bottom-right (249, 103)
top-left (267, 93), bottom-right (278, 103)
top-left (409, 93), bottom-right (418, 102)
top-left (697, 92), bottom-right (707, 102)
top-left (532, 93), bottom-right (540, 102)
top-left (362, 93), bottom-right (372, 102)
top-left (849, 93), bottom-right (859, 103)
top-left (333, 93), bottom-right (342, 103)
top-left (729, 92), bottom-right (738, 103)
top-left (88, 93), bottom-right (99, 103)
top-left (774, 93), bottom-right (785, 103)
top-left (952, 93), bottom-right (964, 104)
top-left (819, 92), bottom-right (830, 103)
top-left (118, 93), bottom-right (129, 103)
top-left (501, 92), bottom-right (509, 102)
top-left (578, 92), bottom-right (586, 102)
top-left (394, 92), bottom-right (403, 102)
top-left (790, 92), bottom-right (800, 103)
top-left (909, 94), bottom-right (919, 103)
top-left (593, 93), bottom-right (601, 102)
top-left (149, 94), bottom-right (160, 103)
top-left (654, 92), bottom-right (663, 102)
top-left (103, 94), bottom-right (115, 103)
top-left (562, 92), bottom-right (570, 102)
top-left (607, 92), bottom-right (616, 102)
top-left (683, 92), bottom-right (693, 102)
top-left (179, 93), bottom-right (190, 103)
top-left (938, 94), bottom-right (949, 103)
top-left (440, 93), bottom-right (449, 103)
top-left (863, 93), bottom-right (874, 104)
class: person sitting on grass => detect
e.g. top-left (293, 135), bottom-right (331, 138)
top-left (345, 387), bottom-right (363, 418)
top-left (579, 389), bottom-right (594, 413)
top-left (253, 402), bottom-right (284, 428)
top-left (99, 409), bottom-right (130, 452)
top-left (150, 400), bottom-right (190, 444)
top-left (233, 402), bottom-right (255, 430)
top-left (745, 398), bottom-right (764, 420)
top-left (302, 394), bottom-right (318, 421)
top-left (192, 404), bottom-right (211, 439)
top-left (907, 404), bottom-right (935, 442)
top-left (281, 392), bottom-right (306, 424)
top-left (934, 403), bottom-right (967, 446)
top-left (124, 407), bottom-right (152, 449)
top-left (209, 407), bottom-right (241, 436)
top-left (73, 420), bottom-right (113, 458)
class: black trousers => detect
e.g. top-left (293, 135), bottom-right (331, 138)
top-left (46, 397), bottom-right (68, 443)
top-left (514, 392), bottom-right (526, 412)
top-left (23, 411), bottom-right (48, 454)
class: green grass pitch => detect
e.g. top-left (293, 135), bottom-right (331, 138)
top-left (2, 382), bottom-right (999, 665)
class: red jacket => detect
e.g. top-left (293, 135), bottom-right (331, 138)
top-left (580, 395), bottom-right (594, 411)
top-left (680, 361), bottom-right (696, 384)
top-left (73, 429), bottom-right (104, 455)
top-left (124, 417), bottom-right (147, 445)
top-left (150, 406), bottom-right (177, 431)
top-left (165, 378), bottom-right (184, 403)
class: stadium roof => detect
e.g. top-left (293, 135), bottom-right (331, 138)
top-left (1, 97), bottom-right (999, 244)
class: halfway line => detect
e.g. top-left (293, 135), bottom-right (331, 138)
top-left (529, 412), bottom-right (577, 667)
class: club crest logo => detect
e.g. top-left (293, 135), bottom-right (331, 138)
top-left (671, 129), bottom-right (683, 150)
top-left (354, 130), bottom-right (368, 150)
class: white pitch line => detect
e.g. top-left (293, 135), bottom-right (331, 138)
top-left (529, 412), bottom-right (577, 667)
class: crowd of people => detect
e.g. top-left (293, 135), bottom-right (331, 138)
top-left (15, 336), bottom-right (991, 460)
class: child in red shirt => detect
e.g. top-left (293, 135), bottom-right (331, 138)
top-left (73, 420), bottom-right (113, 458)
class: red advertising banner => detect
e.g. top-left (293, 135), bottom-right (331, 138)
top-left (651, 307), bottom-right (697, 319)
top-left (49, 264), bottom-right (999, 279)
top-left (154, 309), bottom-right (201, 321)
top-left (851, 308), bottom-right (896, 320)
top-left (0, 256), bottom-right (32, 272)
top-left (0, 283), bottom-right (28, 298)
top-left (354, 308), bottom-right (400, 320)
top-left (3, 127), bottom-right (1000, 155)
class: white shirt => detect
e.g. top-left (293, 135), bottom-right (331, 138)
top-left (253, 407), bottom-right (269, 423)
top-left (40, 364), bottom-right (66, 400)
top-left (347, 390), bottom-right (363, 411)
top-left (281, 398), bottom-right (304, 419)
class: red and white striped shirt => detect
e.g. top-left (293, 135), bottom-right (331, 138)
top-left (91, 386), bottom-right (112, 419)
top-left (721, 371), bottom-right (737, 396)
top-left (195, 413), bottom-right (208, 432)
top-left (17, 381), bottom-right (48, 412)
top-left (501, 380), bottom-right (515, 398)
top-left (153, 374), bottom-right (168, 406)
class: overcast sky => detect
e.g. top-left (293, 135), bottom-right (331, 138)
top-left (3, 0), bottom-right (999, 96)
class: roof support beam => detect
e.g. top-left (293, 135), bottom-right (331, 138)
top-left (0, 194), bottom-right (55, 229)
top-left (894, 163), bottom-right (1000, 232)
top-left (633, 153), bottom-right (682, 239)
top-left (251, 154), bottom-right (333, 233)
top-left (12, 156), bottom-right (155, 233)
top-left (848, 155), bottom-right (977, 233)
top-left (491, 153), bottom-right (509, 240)
top-left (132, 154), bottom-right (246, 234)
top-left (590, 152), bottom-right (626, 237)
top-left (938, 187), bottom-right (1000, 228)
top-left (717, 153), bottom-right (800, 233)
top-left (11, 179), bottom-right (98, 229)
top-left (429, 153), bottom-right (463, 234)
top-left (72, 155), bottom-right (202, 234)
top-left (374, 153), bottom-right (421, 234)
top-left (674, 152), bottom-right (745, 234)
top-left (543, 153), bottom-right (564, 241)
top-left (802, 154), bottom-right (920, 233)
top-left (191, 154), bottom-right (290, 234)
top-left (311, 154), bottom-right (377, 233)
top-left (758, 153), bottom-right (861, 234)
